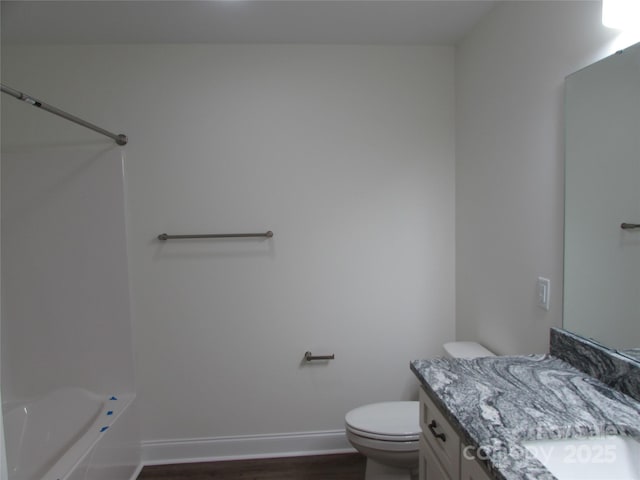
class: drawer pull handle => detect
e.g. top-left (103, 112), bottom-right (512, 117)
top-left (428, 420), bottom-right (447, 442)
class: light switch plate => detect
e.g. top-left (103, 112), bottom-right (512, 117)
top-left (537, 277), bottom-right (550, 311)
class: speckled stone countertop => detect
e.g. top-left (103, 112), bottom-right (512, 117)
top-left (411, 355), bottom-right (640, 480)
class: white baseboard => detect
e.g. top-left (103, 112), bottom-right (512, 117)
top-left (129, 463), bottom-right (144, 480)
top-left (142, 429), bottom-right (355, 466)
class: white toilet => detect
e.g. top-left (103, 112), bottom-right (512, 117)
top-left (345, 341), bottom-right (494, 480)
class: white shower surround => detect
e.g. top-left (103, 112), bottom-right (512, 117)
top-left (0, 146), bottom-right (139, 475)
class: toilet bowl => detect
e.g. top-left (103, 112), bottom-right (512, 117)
top-left (345, 401), bottom-right (420, 480)
top-left (345, 342), bottom-right (494, 480)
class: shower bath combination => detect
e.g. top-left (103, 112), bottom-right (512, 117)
top-left (1, 84), bottom-right (139, 479)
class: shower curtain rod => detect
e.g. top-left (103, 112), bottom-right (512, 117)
top-left (1, 83), bottom-right (128, 146)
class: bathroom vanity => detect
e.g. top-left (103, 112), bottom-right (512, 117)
top-left (412, 39), bottom-right (640, 480)
top-left (418, 385), bottom-right (491, 480)
top-left (411, 333), bottom-right (640, 480)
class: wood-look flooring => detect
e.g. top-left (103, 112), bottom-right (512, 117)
top-left (137, 453), bottom-right (366, 479)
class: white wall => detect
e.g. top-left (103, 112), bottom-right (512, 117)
top-left (2, 45), bottom-right (455, 451)
top-left (455, 0), bottom-right (624, 355)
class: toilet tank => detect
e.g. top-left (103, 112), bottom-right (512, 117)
top-left (443, 341), bottom-right (494, 359)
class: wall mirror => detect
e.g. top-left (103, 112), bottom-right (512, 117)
top-left (564, 41), bottom-right (640, 362)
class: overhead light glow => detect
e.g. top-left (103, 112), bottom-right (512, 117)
top-left (602, 0), bottom-right (640, 30)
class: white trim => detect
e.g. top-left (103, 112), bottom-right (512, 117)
top-left (142, 429), bottom-right (355, 466)
top-left (128, 463), bottom-right (144, 480)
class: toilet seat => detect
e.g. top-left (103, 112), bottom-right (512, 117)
top-left (347, 425), bottom-right (420, 442)
top-left (345, 402), bottom-right (420, 442)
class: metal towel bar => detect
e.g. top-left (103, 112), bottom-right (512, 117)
top-left (621, 223), bottom-right (640, 230)
top-left (158, 231), bottom-right (273, 241)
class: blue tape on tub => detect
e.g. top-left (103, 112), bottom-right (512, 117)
top-left (109, 396), bottom-right (118, 400)
top-left (106, 410), bottom-right (114, 416)
top-left (100, 426), bottom-right (109, 433)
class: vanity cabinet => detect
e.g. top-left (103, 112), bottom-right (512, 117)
top-left (420, 435), bottom-right (453, 480)
top-left (460, 449), bottom-right (492, 480)
top-left (419, 387), bottom-right (492, 480)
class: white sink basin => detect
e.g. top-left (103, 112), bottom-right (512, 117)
top-left (522, 435), bottom-right (640, 480)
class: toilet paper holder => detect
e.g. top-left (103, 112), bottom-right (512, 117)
top-left (304, 351), bottom-right (335, 361)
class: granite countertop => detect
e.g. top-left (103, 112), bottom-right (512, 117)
top-left (411, 354), bottom-right (640, 480)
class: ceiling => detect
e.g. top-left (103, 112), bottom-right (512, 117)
top-left (1, 1), bottom-right (497, 45)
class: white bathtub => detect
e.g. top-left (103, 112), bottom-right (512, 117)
top-left (4, 387), bottom-right (140, 480)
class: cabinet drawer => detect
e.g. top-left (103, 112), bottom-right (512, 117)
top-left (420, 387), bottom-right (460, 479)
